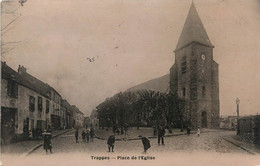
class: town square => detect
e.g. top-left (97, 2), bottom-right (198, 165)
top-left (1, 0), bottom-right (260, 166)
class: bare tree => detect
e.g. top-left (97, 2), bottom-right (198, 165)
top-left (1, 0), bottom-right (27, 56)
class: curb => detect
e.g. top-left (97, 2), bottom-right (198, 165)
top-left (25, 129), bottom-right (74, 156)
top-left (222, 137), bottom-right (255, 155)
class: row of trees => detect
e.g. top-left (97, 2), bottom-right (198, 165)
top-left (96, 90), bottom-right (189, 131)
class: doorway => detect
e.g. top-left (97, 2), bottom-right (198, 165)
top-left (1, 107), bottom-right (17, 144)
top-left (201, 111), bottom-right (207, 128)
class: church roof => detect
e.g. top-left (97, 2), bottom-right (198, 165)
top-left (175, 2), bottom-right (213, 51)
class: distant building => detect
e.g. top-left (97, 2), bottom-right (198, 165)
top-left (170, 2), bottom-right (220, 128)
top-left (61, 99), bottom-right (74, 129)
top-left (219, 116), bottom-right (237, 130)
top-left (84, 117), bottom-right (91, 128)
top-left (49, 88), bottom-right (62, 130)
top-left (71, 105), bottom-right (84, 128)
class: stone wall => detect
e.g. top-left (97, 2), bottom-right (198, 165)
top-left (239, 115), bottom-right (260, 145)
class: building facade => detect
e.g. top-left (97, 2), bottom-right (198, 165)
top-left (71, 105), bottom-right (84, 128)
top-left (170, 2), bottom-right (220, 128)
top-left (1, 62), bottom-right (84, 143)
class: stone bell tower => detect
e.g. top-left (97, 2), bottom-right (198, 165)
top-left (170, 2), bottom-right (220, 128)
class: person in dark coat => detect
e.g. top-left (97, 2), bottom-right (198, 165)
top-left (124, 123), bottom-right (128, 139)
top-left (116, 128), bottom-right (120, 135)
top-left (90, 127), bottom-right (95, 142)
top-left (139, 135), bottom-right (151, 153)
top-left (86, 130), bottom-right (90, 143)
top-left (107, 135), bottom-right (115, 152)
top-left (43, 130), bottom-right (52, 153)
top-left (158, 125), bottom-right (165, 145)
top-left (187, 126), bottom-right (191, 135)
top-left (75, 128), bottom-right (79, 143)
top-left (82, 130), bottom-right (86, 142)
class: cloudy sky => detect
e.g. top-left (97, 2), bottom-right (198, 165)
top-left (2, 0), bottom-right (260, 116)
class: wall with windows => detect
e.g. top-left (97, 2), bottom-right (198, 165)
top-left (18, 85), bottom-right (50, 134)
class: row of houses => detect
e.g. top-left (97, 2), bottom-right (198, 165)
top-left (1, 61), bottom-right (84, 144)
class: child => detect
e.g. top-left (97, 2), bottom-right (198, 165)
top-left (138, 135), bottom-right (151, 153)
top-left (197, 127), bottom-right (200, 137)
top-left (107, 135), bottom-right (115, 152)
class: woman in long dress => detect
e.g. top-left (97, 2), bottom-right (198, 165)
top-left (43, 130), bottom-right (52, 153)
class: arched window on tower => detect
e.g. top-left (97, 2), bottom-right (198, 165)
top-left (181, 56), bottom-right (187, 74)
top-left (202, 86), bottom-right (206, 97)
top-left (182, 88), bottom-right (186, 97)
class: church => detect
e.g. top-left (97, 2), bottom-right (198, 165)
top-left (170, 2), bottom-right (220, 128)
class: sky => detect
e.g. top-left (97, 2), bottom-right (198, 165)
top-left (1, 0), bottom-right (260, 117)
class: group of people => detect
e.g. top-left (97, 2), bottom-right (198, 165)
top-left (112, 123), bottom-right (130, 139)
top-left (42, 125), bottom-right (202, 154)
top-left (106, 125), bottom-right (166, 153)
top-left (75, 128), bottom-right (95, 143)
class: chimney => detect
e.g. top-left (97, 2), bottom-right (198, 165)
top-left (18, 65), bottom-right (27, 74)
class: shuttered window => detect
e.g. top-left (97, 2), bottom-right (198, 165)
top-left (7, 80), bottom-right (18, 98)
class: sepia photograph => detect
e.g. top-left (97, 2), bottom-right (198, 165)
top-left (1, 0), bottom-right (260, 166)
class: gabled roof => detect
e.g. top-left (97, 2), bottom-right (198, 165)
top-left (175, 2), bottom-right (213, 51)
top-left (19, 70), bottom-right (52, 99)
top-left (1, 61), bottom-right (51, 99)
top-left (2, 62), bottom-right (24, 83)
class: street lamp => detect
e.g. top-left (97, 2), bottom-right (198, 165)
top-left (236, 98), bottom-right (240, 135)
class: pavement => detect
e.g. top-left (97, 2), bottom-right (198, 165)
top-left (29, 128), bottom-right (253, 155)
top-left (223, 134), bottom-right (260, 155)
top-left (1, 128), bottom-right (73, 156)
top-left (1, 127), bottom-right (259, 156)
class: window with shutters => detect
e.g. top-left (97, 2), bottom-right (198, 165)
top-left (46, 100), bottom-right (50, 113)
top-left (38, 97), bottom-right (42, 111)
top-left (29, 96), bottom-right (35, 112)
top-left (7, 80), bottom-right (18, 98)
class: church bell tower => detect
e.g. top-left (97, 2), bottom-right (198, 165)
top-left (170, 2), bottom-right (220, 128)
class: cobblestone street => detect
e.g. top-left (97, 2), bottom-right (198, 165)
top-left (2, 129), bottom-right (260, 166)
top-left (29, 129), bottom-right (249, 154)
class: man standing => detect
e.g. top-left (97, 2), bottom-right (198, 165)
top-left (107, 135), bottom-right (115, 152)
top-left (82, 130), bottom-right (86, 142)
top-left (124, 123), bottom-right (128, 139)
top-left (90, 127), bottom-right (95, 142)
top-left (158, 125), bottom-right (165, 145)
top-left (187, 126), bottom-right (191, 135)
top-left (75, 128), bottom-right (79, 143)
